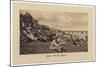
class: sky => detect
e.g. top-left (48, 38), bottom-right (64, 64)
top-left (21, 10), bottom-right (88, 31)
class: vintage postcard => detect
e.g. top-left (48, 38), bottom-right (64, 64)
top-left (11, 1), bottom-right (95, 66)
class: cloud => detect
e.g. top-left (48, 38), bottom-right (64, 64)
top-left (28, 10), bottom-right (88, 31)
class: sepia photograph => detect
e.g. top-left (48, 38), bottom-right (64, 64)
top-left (20, 11), bottom-right (88, 54)
top-left (11, 2), bottom-right (95, 66)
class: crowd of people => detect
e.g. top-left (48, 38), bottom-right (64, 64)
top-left (20, 12), bottom-right (88, 52)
